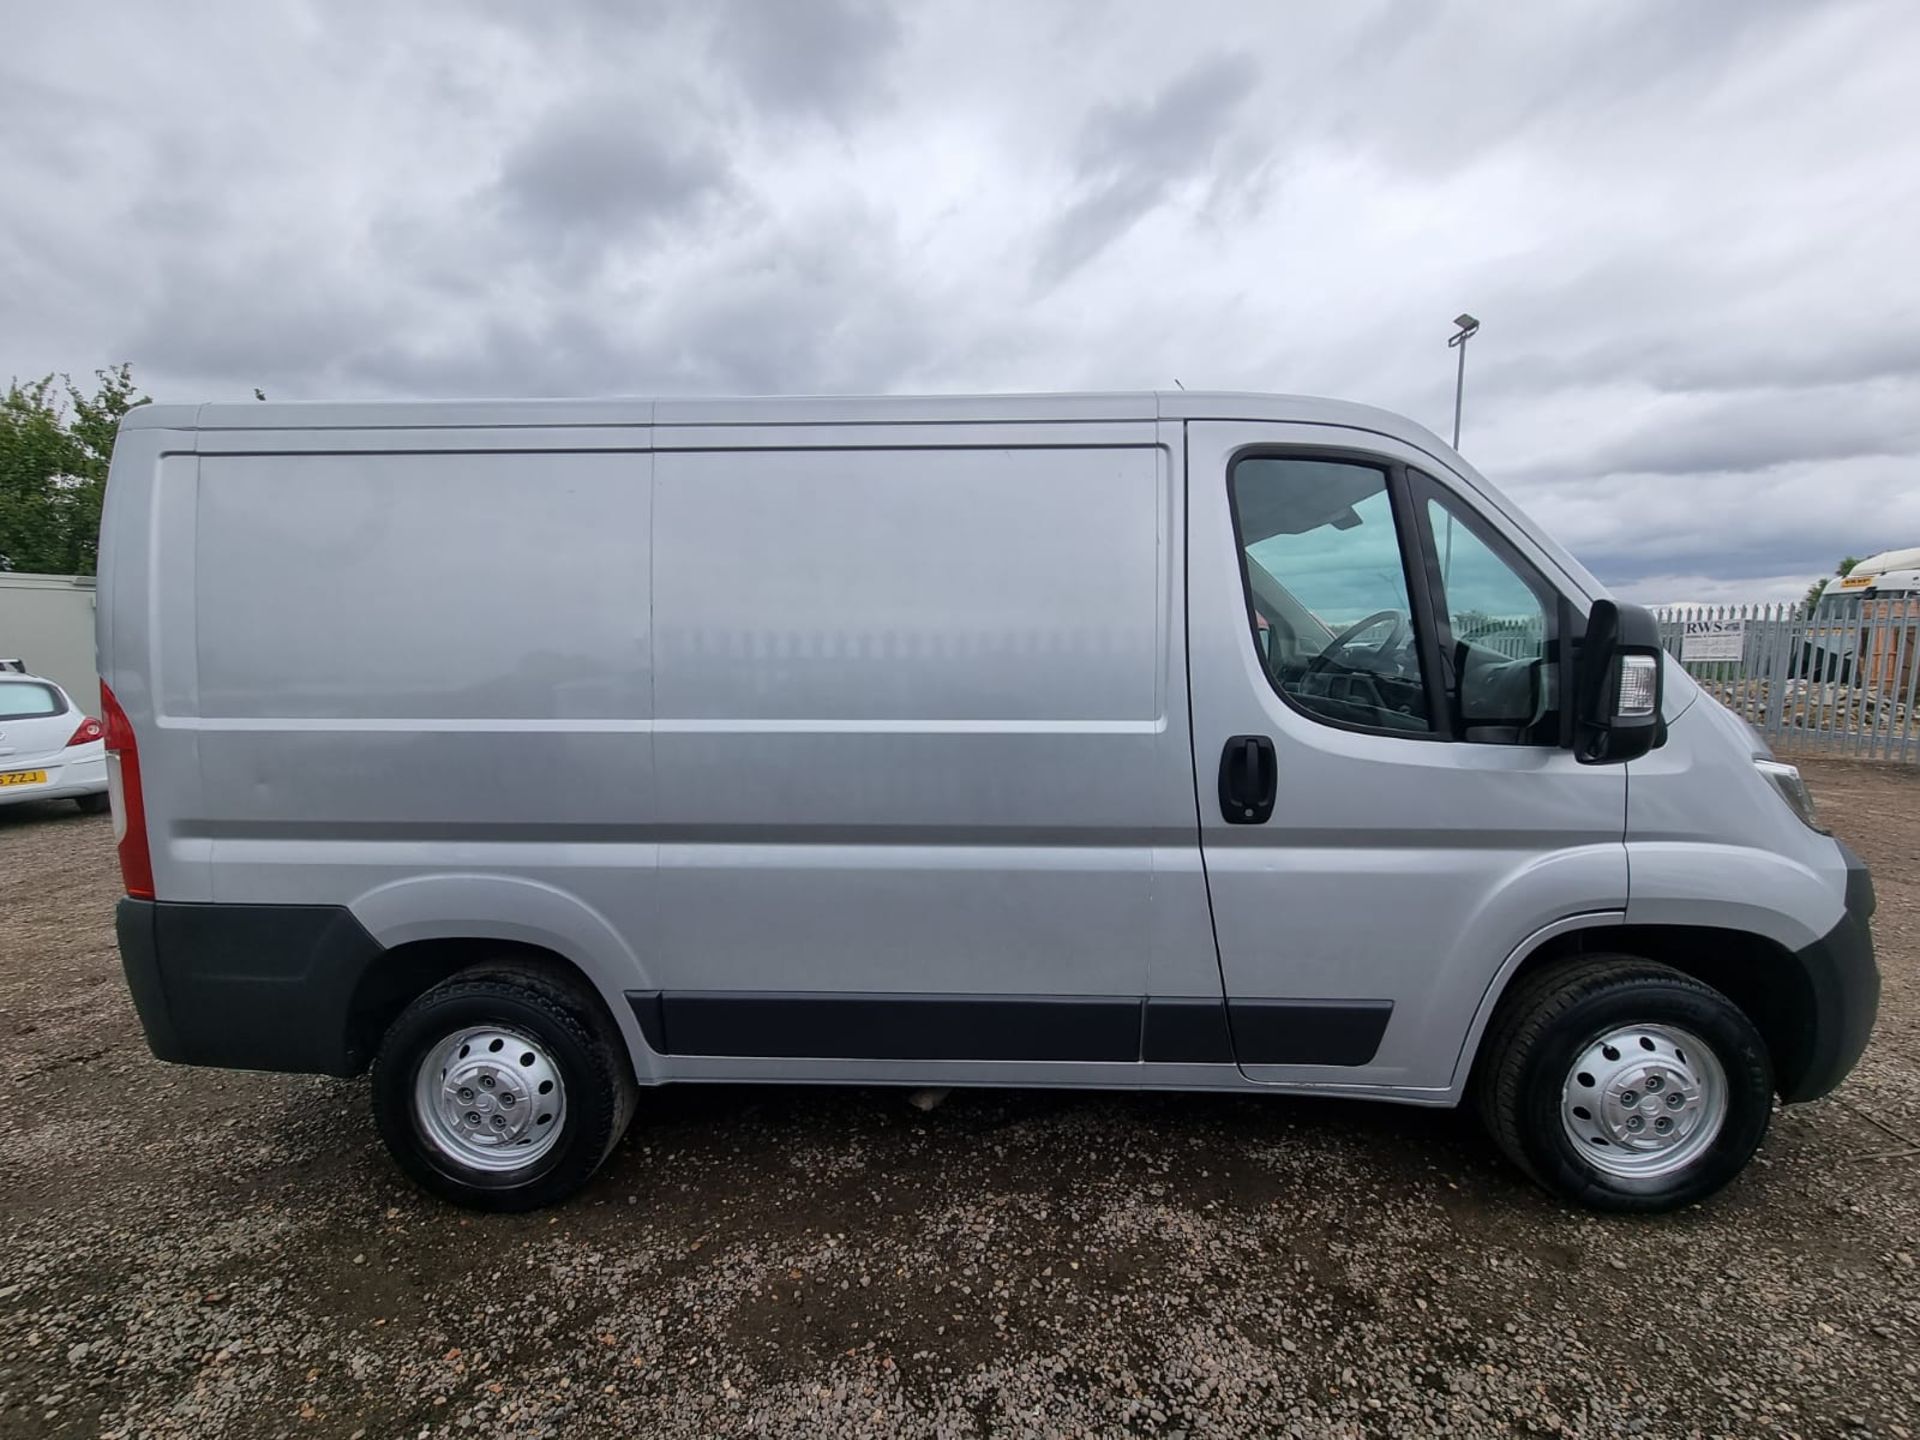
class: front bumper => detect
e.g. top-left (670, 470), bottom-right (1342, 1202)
top-left (116, 899), bottom-right (385, 1077)
top-left (1780, 843), bottom-right (1879, 1103)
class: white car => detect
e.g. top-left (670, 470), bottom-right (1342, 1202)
top-left (0, 665), bottom-right (110, 814)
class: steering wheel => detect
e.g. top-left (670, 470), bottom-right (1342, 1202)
top-left (1307, 610), bottom-right (1408, 676)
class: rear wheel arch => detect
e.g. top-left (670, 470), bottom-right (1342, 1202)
top-left (344, 936), bottom-right (653, 1082)
top-left (346, 875), bottom-right (660, 1079)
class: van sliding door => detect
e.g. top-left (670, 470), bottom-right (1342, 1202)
top-left (641, 425), bottom-right (1225, 1072)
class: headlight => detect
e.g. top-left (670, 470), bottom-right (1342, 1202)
top-left (1755, 759), bottom-right (1825, 832)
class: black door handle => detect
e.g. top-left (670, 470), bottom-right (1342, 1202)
top-left (1218, 734), bottom-right (1276, 824)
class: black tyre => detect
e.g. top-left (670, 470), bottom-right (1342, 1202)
top-left (372, 961), bottom-right (637, 1211)
top-left (75, 792), bottom-right (110, 815)
top-left (1475, 956), bottom-right (1773, 1213)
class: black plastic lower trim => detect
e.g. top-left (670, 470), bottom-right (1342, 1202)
top-left (624, 991), bottom-right (1391, 1066)
top-left (1779, 844), bottom-right (1879, 1103)
top-left (116, 898), bottom-right (384, 1077)
top-left (1142, 996), bottom-right (1236, 1063)
top-left (628, 989), bottom-right (667, 1055)
top-left (645, 992), bottom-right (1143, 1062)
top-left (1229, 998), bottom-right (1393, 1066)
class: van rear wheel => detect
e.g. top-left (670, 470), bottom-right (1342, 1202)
top-left (371, 962), bottom-right (637, 1211)
top-left (1476, 956), bottom-right (1773, 1213)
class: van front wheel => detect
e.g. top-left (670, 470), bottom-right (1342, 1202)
top-left (1476, 957), bottom-right (1773, 1213)
top-left (371, 963), bottom-right (637, 1211)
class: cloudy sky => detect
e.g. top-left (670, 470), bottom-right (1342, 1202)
top-left (5, 0), bottom-right (1918, 603)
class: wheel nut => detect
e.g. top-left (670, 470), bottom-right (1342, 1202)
top-left (499, 1093), bottom-right (515, 1107)
top-left (1655, 1117), bottom-right (1673, 1133)
top-left (458, 1087), bottom-right (474, 1102)
top-left (1666, 1092), bottom-right (1684, 1109)
top-left (466, 1112), bottom-right (481, 1126)
top-left (1621, 1091), bottom-right (1638, 1107)
top-left (480, 1075), bottom-right (495, 1090)
top-left (491, 1115), bottom-right (506, 1129)
top-left (1646, 1075), bottom-right (1664, 1093)
top-left (1627, 1115), bottom-right (1644, 1131)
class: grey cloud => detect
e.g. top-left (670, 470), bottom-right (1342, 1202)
top-left (648, 250), bottom-right (937, 395)
top-left (1489, 381), bottom-right (1917, 593)
top-left (1077, 51), bottom-right (1260, 179)
top-left (0, 73), bottom-right (91, 160)
top-left (1315, 0), bottom-right (1815, 176)
top-left (357, 203), bottom-right (939, 400)
top-left (1470, 254), bottom-right (1920, 405)
top-left (1514, 386), bottom-right (1920, 486)
top-left (356, 306), bottom-right (648, 400)
top-left (491, 97), bottom-right (733, 260)
top-left (1586, 527), bottom-right (1893, 592)
top-left (116, 266), bottom-right (391, 399)
top-left (472, 0), bottom-right (902, 123)
top-left (1036, 52), bottom-right (1262, 283)
top-left (1519, 444), bottom-right (1920, 595)
top-left (1647, 331), bottom-right (1920, 395)
top-left (706, 0), bottom-right (902, 119)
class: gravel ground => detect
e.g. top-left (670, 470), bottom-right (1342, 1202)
top-left (3, 759), bottom-right (1918, 1439)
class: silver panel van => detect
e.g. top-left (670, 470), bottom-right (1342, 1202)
top-left (99, 392), bottom-right (1876, 1212)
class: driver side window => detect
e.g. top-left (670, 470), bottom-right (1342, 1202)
top-left (1421, 485), bottom-right (1560, 744)
top-left (1228, 457), bottom-right (1432, 734)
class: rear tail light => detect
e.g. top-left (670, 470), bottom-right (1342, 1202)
top-left (100, 682), bottom-right (155, 899)
top-left (67, 716), bottom-right (105, 746)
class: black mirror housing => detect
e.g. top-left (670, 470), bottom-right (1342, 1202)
top-left (1574, 599), bottom-right (1666, 764)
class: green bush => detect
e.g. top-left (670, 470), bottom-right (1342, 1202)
top-left (0, 364), bottom-right (148, 575)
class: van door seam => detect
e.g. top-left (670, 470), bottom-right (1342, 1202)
top-left (1179, 419), bottom-right (1238, 1032)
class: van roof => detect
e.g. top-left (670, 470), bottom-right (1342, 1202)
top-left (122, 390), bottom-right (1450, 450)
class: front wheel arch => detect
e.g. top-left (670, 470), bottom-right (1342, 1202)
top-left (1467, 922), bottom-right (1816, 1102)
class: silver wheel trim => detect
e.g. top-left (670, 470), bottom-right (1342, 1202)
top-left (412, 1025), bottom-right (568, 1173)
top-left (1560, 1022), bottom-right (1728, 1180)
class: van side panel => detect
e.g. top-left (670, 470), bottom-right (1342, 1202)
top-left (166, 441), bottom-right (660, 1074)
top-left (118, 417), bottom-right (1230, 1084)
top-left (193, 451), bottom-right (651, 721)
top-left (648, 439), bottom-right (1186, 1027)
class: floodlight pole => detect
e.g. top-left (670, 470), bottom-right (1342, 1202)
top-left (1448, 313), bottom-right (1480, 450)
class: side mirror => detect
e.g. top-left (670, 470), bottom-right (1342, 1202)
top-left (1574, 599), bottom-right (1665, 764)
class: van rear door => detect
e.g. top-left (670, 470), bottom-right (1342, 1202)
top-left (1183, 421), bottom-right (1629, 1094)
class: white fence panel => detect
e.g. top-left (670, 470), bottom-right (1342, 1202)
top-left (1652, 596), bottom-right (1920, 762)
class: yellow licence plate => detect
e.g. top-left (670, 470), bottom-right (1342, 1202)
top-left (0, 770), bottom-right (48, 786)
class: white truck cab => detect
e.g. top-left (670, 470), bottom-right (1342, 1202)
top-left (1819, 546), bottom-right (1920, 610)
top-left (98, 391), bottom-right (1876, 1212)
